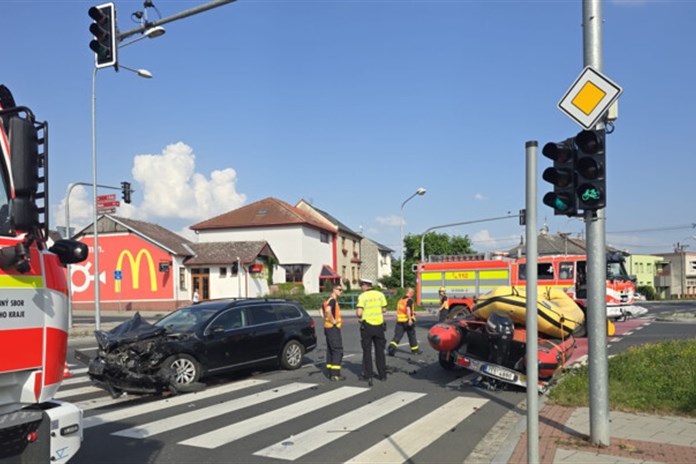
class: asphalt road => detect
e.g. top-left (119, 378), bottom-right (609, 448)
top-left (63, 302), bottom-right (696, 464)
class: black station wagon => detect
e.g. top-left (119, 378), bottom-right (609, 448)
top-left (88, 299), bottom-right (317, 396)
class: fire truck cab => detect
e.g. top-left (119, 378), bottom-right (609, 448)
top-left (417, 252), bottom-right (636, 318)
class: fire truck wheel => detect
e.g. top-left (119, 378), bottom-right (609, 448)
top-left (162, 354), bottom-right (201, 386)
top-left (439, 352), bottom-right (455, 370)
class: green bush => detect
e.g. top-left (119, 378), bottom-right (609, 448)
top-left (636, 285), bottom-right (657, 301)
top-left (268, 284), bottom-right (324, 311)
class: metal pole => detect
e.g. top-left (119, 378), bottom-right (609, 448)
top-left (399, 189), bottom-right (426, 288)
top-left (525, 141), bottom-right (539, 463)
top-left (65, 184), bottom-right (73, 328)
top-left (419, 214), bottom-right (519, 263)
top-left (65, 181), bottom-right (123, 327)
top-left (118, 0), bottom-right (238, 41)
top-left (583, 0), bottom-right (610, 446)
top-left (92, 65), bottom-right (101, 331)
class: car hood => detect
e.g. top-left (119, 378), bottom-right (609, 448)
top-left (95, 312), bottom-right (168, 352)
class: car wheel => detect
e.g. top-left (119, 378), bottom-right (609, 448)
top-left (163, 354), bottom-right (201, 386)
top-left (280, 340), bottom-right (305, 370)
top-left (439, 352), bottom-right (455, 370)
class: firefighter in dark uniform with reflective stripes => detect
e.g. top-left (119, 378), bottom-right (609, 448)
top-left (387, 287), bottom-right (422, 356)
top-left (356, 279), bottom-right (388, 386)
top-left (438, 287), bottom-right (450, 322)
top-left (322, 285), bottom-right (345, 381)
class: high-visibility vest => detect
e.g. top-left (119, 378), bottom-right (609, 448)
top-left (358, 289), bottom-right (387, 325)
top-left (323, 297), bottom-right (342, 328)
top-left (396, 297), bottom-right (412, 323)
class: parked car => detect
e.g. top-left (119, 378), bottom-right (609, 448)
top-left (88, 299), bottom-right (317, 396)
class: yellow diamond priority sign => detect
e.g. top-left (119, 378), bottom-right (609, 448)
top-left (558, 66), bottom-right (622, 130)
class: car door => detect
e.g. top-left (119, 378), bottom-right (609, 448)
top-left (203, 307), bottom-right (253, 372)
top-left (245, 304), bottom-right (284, 361)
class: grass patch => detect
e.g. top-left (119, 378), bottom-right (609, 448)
top-left (548, 339), bottom-right (696, 417)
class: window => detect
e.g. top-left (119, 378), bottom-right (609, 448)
top-left (320, 232), bottom-right (329, 243)
top-left (248, 305), bottom-right (278, 325)
top-left (179, 268), bottom-right (186, 290)
top-left (213, 308), bottom-right (245, 330)
top-left (559, 262), bottom-right (574, 280)
top-left (220, 267), bottom-right (227, 277)
top-left (276, 304), bottom-right (301, 320)
top-left (284, 265), bottom-right (304, 283)
top-left (518, 263), bottom-right (555, 280)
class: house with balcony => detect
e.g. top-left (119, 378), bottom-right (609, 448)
top-left (190, 197), bottom-right (338, 294)
top-left (295, 200), bottom-right (363, 289)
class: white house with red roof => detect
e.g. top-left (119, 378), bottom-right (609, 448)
top-left (190, 197), bottom-right (338, 293)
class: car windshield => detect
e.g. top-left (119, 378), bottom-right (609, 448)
top-left (154, 305), bottom-right (221, 332)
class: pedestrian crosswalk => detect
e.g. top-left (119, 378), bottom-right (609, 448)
top-left (61, 364), bottom-right (492, 463)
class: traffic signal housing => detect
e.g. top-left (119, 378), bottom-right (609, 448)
top-left (88, 3), bottom-right (118, 69)
top-left (121, 181), bottom-right (132, 204)
top-left (542, 138), bottom-right (578, 217)
top-left (574, 129), bottom-right (606, 211)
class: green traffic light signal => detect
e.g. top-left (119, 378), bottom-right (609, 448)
top-left (88, 3), bottom-right (118, 69)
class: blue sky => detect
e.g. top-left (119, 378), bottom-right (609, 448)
top-left (2, 0), bottom-right (695, 256)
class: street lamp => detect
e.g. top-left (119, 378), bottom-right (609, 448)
top-left (400, 187), bottom-right (426, 288)
top-left (119, 65), bottom-right (153, 78)
top-left (91, 65), bottom-right (152, 330)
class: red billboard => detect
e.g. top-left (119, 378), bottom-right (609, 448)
top-left (71, 234), bottom-right (173, 303)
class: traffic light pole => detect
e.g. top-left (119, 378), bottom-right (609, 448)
top-left (118, 0), bottom-right (238, 42)
top-left (525, 141), bottom-right (539, 464)
top-left (583, 0), bottom-right (610, 447)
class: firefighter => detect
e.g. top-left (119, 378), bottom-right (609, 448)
top-left (387, 287), bottom-right (422, 356)
top-left (438, 287), bottom-right (450, 322)
top-left (356, 279), bottom-right (388, 386)
top-left (323, 284), bottom-right (345, 381)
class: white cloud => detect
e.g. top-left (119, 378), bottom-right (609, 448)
top-left (133, 142), bottom-right (246, 221)
top-left (471, 229), bottom-right (521, 251)
top-left (54, 142), bottom-right (247, 232)
top-left (375, 215), bottom-right (403, 227)
top-left (474, 193), bottom-right (487, 201)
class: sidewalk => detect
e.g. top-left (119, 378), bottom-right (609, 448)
top-left (497, 404), bottom-right (696, 464)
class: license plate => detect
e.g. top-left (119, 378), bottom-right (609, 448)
top-left (483, 364), bottom-right (516, 382)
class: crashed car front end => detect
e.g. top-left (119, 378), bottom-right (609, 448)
top-left (88, 313), bottom-right (191, 397)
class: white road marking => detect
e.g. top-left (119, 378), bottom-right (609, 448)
top-left (345, 396), bottom-right (488, 463)
top-left (112, 382), bottom-right (317, 439)
top-left (84, 379), bottom-right (268, 429)
top-left (253, 391), bottom-right (426, 460)
top-left (180, 386), bottom-right (369, 449)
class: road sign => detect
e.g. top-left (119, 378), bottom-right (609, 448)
top-left (558, 66), bottom-right (622, 130)
top-left (97, 207), bottom-right (116, 214)
top-left (97, 194), bottom-right (116, 202)
top-left (114, 270), bottom-right (122, 280)
top-left (96, 200), bottom-right (120, 208)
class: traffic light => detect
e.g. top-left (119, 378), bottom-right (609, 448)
top-left (542, 138), bottom-right (578, 217)
top-left (88, 3), bottom-right (118, 69)
top-left (121, 181), bottom-right (132, 204)
top-left (574, 129), bottom-right (606, 211)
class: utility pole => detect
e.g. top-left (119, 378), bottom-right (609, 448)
top-left (583, 0), bottom-right (610, 446)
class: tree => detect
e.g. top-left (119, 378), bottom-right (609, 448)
top-left (379, 232), bottom-right (476, 289)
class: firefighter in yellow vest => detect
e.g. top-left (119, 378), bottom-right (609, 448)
top-left (323, 284), bottom-right (345, 381)
top-left (356, 279), bottom-right (388, 386)
top-left (387, 287), bottom-right (422, 356)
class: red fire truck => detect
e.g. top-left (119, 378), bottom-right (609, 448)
top-left (0, 85), bottom-right (88, 462)
top-left (417, 252), bottom-right (638, 319)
